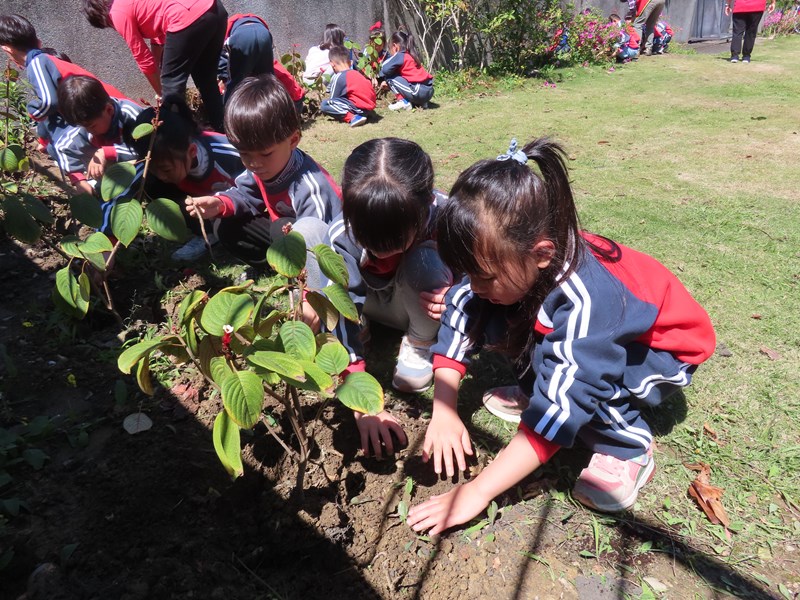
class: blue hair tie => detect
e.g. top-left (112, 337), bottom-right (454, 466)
top-left (496, 138), bottom-right (528, 165)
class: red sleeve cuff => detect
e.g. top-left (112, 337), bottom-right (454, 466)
top-left (102, 146), bottom-right (118, 161)
top-left (217, 195), bottom-right (235, 217)
top-left (518, 422), bottom-right (560, 464)
top-left (432, 354), bottom-right (467, 377)
top-left (341, 359), bottom-right (366, 379)
top-left (68, 171), bottom-right (87, 185)
top-left (37, 137), bottom-right (49, 149)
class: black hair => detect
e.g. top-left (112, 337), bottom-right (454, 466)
top-left (437, 138), bottom-right (599, 358)
top-left (82, 0), bottom-right (113, 29)
top-left (320, 23), bottom-right (345, 50)
top-left (224, 74), bottom-right (299, 150)
top-left (389, 30), bottom-right (423, 67)
top-left (41, 47), bottom-right (71, 62)
top-left (0, 14), bottom-right (38, 50)
top-left (327, 45), bottom-right (350, 66)
top-left (609, 13), bottom-right (622, 21)
top-left (56, 75), bottom-right (110, 125)
top-left (342, 137), bottom-right (434, 255)
top-left (127, 99), bottom-right (199, 164)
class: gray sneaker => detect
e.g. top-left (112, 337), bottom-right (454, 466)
top-left (171, 235), bottom-right (216, 262)
top-left (392, 336), bottom-right (433, 393)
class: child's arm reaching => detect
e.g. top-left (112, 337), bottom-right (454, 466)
top-left (353, 410), bottom-right (408, 458)
top-left (408, 430), bottom-right (543, 535)
top-left (186, 196), bottom-right (224, 219)
top-left (422, 367), bottom-right (473, 477)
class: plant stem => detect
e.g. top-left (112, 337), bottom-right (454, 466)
top-left (193, 202), bottom-right (215, 261)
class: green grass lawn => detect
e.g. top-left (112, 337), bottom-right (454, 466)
top-left (298, 35), bottom-right (800, 593)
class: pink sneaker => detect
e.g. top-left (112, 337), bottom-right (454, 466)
top-left (572, 446), bottom-right (655, 512)
top-left (481, 385), bottom-right (529, 423)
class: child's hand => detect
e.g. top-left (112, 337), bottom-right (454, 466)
top-left (419, 286), bottom-right (450, 321)
top-left (354, 410), bottom-right (408, 458)
top-left (422, 408), bottom-right (473, 477)
top-left (87, 149), bottom-right (108, 180)
top-left (75, 180), bottom-right (95, 197)
top-left (186, 195), bottom-right (223, 219)
top-left (407, 481), bottom-right (491, 536)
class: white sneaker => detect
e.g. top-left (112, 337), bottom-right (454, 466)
top-left (392, 336), bottom-right (433, 393)
top-left (388, 99), bottom-right (412, 111)
top-left (171, 235), bottom-right (216, 262)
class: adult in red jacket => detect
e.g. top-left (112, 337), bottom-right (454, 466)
top-left (725, 0), bottom-right (776, 62)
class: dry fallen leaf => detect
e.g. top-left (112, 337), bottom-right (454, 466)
top-left (702, 422), bottom-right (718, 441)
top-left (123, 412), bottom-right (153, 435)
top-left (750, 313), bottom-right (762, 320)
top-left (685, 462), bottom-right (731, 537)
top-left (759, 346), bottom-right (780, 361)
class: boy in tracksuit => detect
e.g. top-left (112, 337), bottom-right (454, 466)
top-left (609, 14), bottom-right (640, 62)
top-left (0, 15), bottom-right (127, 171)
top-left (185, 75), bottom-right (341, 267)
top-left (56, 75), bottom-right (143, 231)
top-left (320, 45), bottom-right (377, 127)
top-left (652, 20), bottom-right (673, 54)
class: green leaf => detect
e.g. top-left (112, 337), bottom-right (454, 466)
top-left (77, 272), bottom-right (91, 303)
top-left (83, 251), bottom-right (107, 272)
top-left (82, 232), bottom-right (114, 254)
top-left (2, 195), bottom-right (41, 243)
top-left (323, 284), bottom-right (359, 322)
top-left (136, 357), bottom-right (154, 395)
top-left (110, 197), bottom-right (142, 247)
top-left (21, 194), bottom-right (54, 224)
top-left (60, 235), bottom-right (84, 258)
top-left (305, 291), bottom-right (341, 331)
top-left (100, 161), bottom-right (137, 202)
top-left (0, 144), bottom-right (24, 172)
top-left (185, 318), bottom-right (200, 356)
top-left (131, 122), bottom-right (155, 140)
top-left (315, 341), bottom-right (350, 375)
top-left (246, 351), bottom-right (305, 380)
top-left (221, 370), bottom-right (264, 428)
top-left (69, 193), bottom-right (103, 228)
top-left (267, 230), bottom-right (306, 277)
top-left (22, 449), bottom-right (48, 470)
top-left (209, 356), bottom-right (234, 384)
top-left (55, 267), bottom-right (89, 318)
top-left (178, 290), bottom-right (207, 327)
top-left (312, 244), bottom-right (348, 287)
top-left (282, 360), bottom-right (334, 395)
top-left (200, 292), bottom-right (254, 335)
top-left (212, 410), bottom-right (243, 479)
top-left (278, 321), bottom-right (316, 361)
top-left (145, 197), bottom-right (190, 242)
top-left (117, 339), bottom-right (165, 374)
top-left (256, 309), bottom-right (282, 338)
top-left (335, 371), bottom-right (383, 415)
top-left (198, 335), bottom-right (222, 377)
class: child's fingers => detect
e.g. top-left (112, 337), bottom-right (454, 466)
top-left (432, 442), bottom-right (443, 474)
top-left (443, 447), bottom-right (456, 478)
top-left (380, 424), bottom-right (394, 455)
top-left (369, 427), bottom-right (382, 458)
top-left (387, 419), bottom-right (408, 446)
top-left (461, 430), bottom-right (474, 456)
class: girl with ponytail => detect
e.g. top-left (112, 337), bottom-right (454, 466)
top-left (407, 138), bottom-right (716, 534)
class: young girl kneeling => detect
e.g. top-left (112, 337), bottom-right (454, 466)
top-left (324, 138), bottom-right (453, 457)
top-left (408, 138), bottom-right (715, 534)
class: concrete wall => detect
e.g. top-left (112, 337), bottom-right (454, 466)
top-left (3, 0), bottom-right (389, 100)
top-left (573, 0), bottom-right (698, 43)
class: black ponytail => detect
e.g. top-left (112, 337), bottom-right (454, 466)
top-left (390, 30), bottom-right (424, 68)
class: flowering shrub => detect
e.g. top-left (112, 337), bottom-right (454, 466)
top-left (762, 8), bottom-right (800, 36)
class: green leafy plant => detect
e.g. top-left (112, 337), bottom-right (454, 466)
top-left (118, 228), bottom-right (384, 498)
top-left (53, 110), bottom-right (191, 324)
top-left (1, 61), bottom-right (53, 244)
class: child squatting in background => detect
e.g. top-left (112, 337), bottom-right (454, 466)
top-left (379, 30), bottom-right (434, 111)
top-left (407, 139), bottom-right (715, 534)
top-left (185, 75), bottom-right (341, 269)
top-left (320, 45), bottom-right (377, 128)
top-left (218, 13), bottom-right (306, 113)
top-left (321, 138), bottom-right (452, 457)
top-left (609, 13), bottom-right (640, 62)
top-left (128, 100), bottom-right (244, 262)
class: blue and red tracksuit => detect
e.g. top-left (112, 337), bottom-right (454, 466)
top-left (379, 52), bottom-right (434, 106)
top-left (432, 233), bottom-right (716, 464)
top-left (172, 131), bottom-right (244, 196)
top-left (320, 68), bottom-right (377, 122)
top-left (211, 148), bottom-right (342, 265)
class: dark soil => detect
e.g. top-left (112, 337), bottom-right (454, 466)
top-left (0, 225), bottom-right (791, 600)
